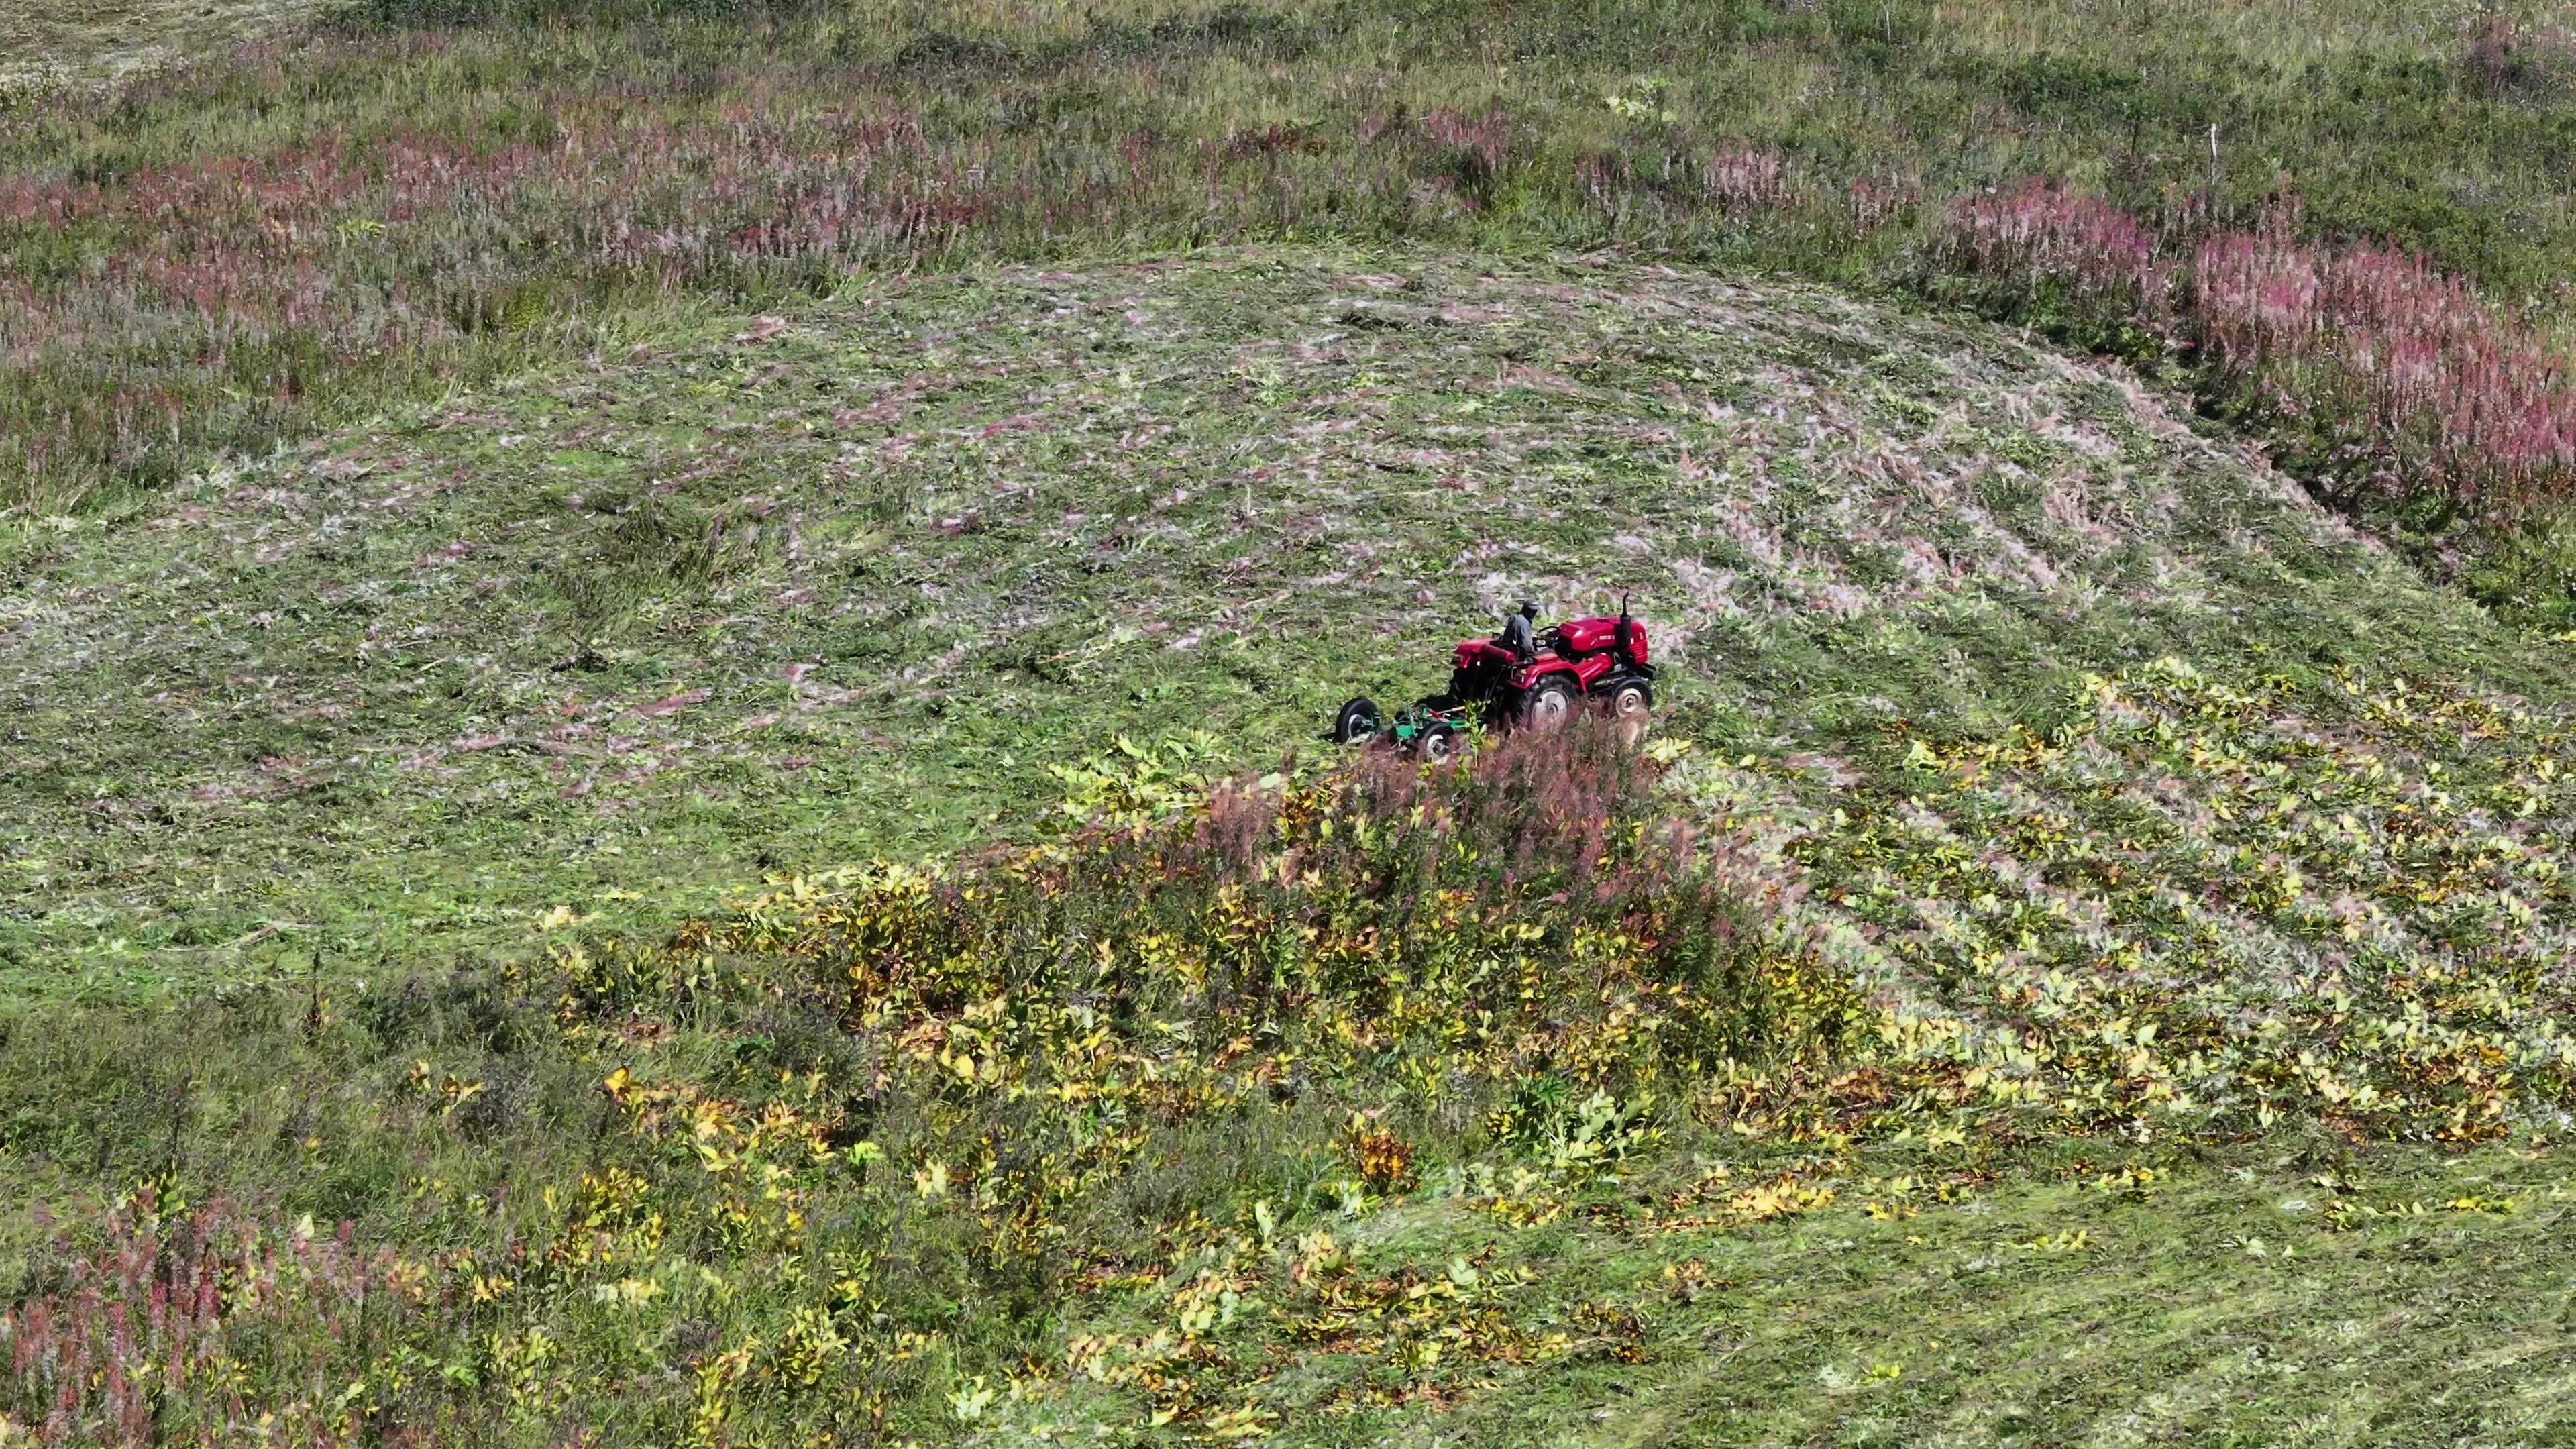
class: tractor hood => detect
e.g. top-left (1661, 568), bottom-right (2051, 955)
top-left (1555, 615), bottom-right (1649, 663)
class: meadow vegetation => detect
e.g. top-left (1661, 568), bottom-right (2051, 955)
top-left (4, 719), bottom-right (2573, 1444)
top-left (9, 250), bottom-right (2576, 1443)
top-left (12, 1), bottom-right (2576, 1443)
top-left (14, 0), bottom-right (2576, 601)
top-left (9, 252), bottom-right (2541, 985)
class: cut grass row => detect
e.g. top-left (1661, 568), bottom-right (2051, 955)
top-left (13, 250), bottom-right (2551, 991)
top-left (0, 0), bottom-right (321, 87)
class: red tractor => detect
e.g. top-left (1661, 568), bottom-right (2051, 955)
top-left (1334, 600), bottom-right (1658, 759)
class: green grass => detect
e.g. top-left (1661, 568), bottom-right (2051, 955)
top-left (5, 904), bottom-right (2571, 1446)
top-left (13, 0), bottom-right (2576, 519)
top-left (11, 1), bottom-right (2576, 1440)
top-left (10, 248), bottom-right (2557, 991)
top-left (1091, 1137), bottom-right (2576, 1446)
top-left (8, 252), bottom-right (2575, 1444)
top-left (0, 0), bottom-right (317, 85)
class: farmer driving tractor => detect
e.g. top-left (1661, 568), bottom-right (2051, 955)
top-left (1499, 600), bottom-right (1539, 661)
top-left (1333, 596), bottom-right (1658, 759)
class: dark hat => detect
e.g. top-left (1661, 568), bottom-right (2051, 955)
top-left (1515, 599), bottom-right (1538, 615)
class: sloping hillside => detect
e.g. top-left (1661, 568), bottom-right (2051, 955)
top-left (8, 249), bottom-right (2561, 992)
top-left (7, 253), bottom-right (2576, 1445)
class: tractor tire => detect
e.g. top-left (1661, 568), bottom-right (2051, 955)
top-left (1605, 678), bottom-right (1652, 741)
top-left (1604, 678), bottom-right (1652, 718)
top-left (1519, 677), bottom-right (1577, 734)
top-left (1334, 696), bottom-right (1383, 745)
top-left (1414, 724), bottom-right (1458, 763)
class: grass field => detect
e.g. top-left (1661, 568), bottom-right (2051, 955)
top-left (10, 250), bottom-right (2576, 1444)
top-left (0, 0), bottom-right (316, 86)
top-left (11, 963), bottom-right (2575, 1444)
top-left (13, 1), bottom-right (2576, 1444)
top-left (14, 0), bottom-right (2576, 540)
top-left (12, 248), bottom-right (2553, 990)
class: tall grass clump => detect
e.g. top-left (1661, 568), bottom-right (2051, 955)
top-left (1939, 181), bottom-right (2576, 553)
top-left (1, 1195), bottom-right (414, 1446)
top-left (675, 719), bottom-right (1863, 1103)
top-left (1935, 179), bottom-right (2179, 356)
top-left (0, 725), bottom-right (1864, 1441)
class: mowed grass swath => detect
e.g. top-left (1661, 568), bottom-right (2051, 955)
top-left (14, 0), bottom-right (2576, 558)
top-left (15, 250), bottom-right (2542, 982)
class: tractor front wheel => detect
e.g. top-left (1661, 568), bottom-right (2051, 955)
top-left (1605, 678), bottom-right (1652, 741)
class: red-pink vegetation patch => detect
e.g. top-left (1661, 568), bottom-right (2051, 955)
top-left (1941, 182), bottom-right (2176, 326)
top-left (2194, 209), bottom-right (2576, 519)
top-left (1, 1198), bottom-right (420, 1446)
top-left (1942, 180), bottom-right (2576, 523)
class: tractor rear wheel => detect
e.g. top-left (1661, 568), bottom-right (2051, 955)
top-left (1519, 677), bottom-right (1576, 733)
top-left (1334, 696), bottom-right (1383, 745)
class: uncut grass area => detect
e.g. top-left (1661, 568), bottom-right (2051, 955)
top-left (16, 0), bottom-right (2576, 521)
top-left (2, 723), bottom-right (2574, 1445)
top-left (10, 248), bottom-right (2566, 987)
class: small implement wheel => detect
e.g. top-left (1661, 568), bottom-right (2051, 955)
top-left (1519, 677), bottom-right (1577, 733)
top-left (1334, 696), bottom-right (1384, 745)
top-left (1414, 723), bottom-right (1458, 763)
